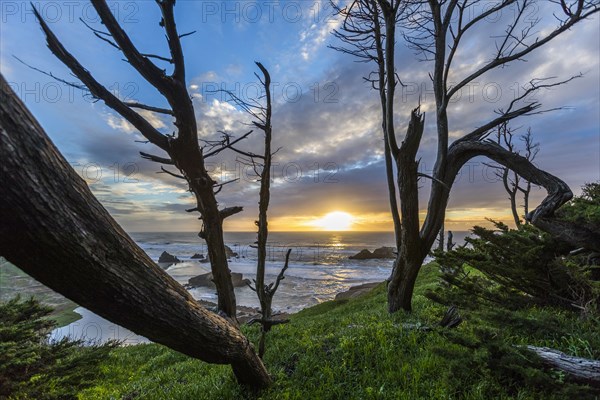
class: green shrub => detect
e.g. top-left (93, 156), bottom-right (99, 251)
top-left (0, 296), bottom-right (116, 399)
top-left (557, 182), bottom-right (600, 226)
top-left (430, 221), bottom-right (595, 310)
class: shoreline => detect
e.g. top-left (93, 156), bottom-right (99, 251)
top-left (53, 280), bottom-right (385, 345)
top-left (196, 280), bottom-right (384, 323)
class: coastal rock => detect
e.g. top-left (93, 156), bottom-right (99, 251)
top-left (188, 272), bottom-right (249, 288)
top-left (195, 299), bottom-right (289, 324)
top-left (372, 246), bottom-right (396, 259)
top-left (198, 246), bottom-right (238, 263)
top-left (225, 245), bottom-right (238, 258)
top-left (349, 249), bottom-right (374, 260)
top-left (335, 282), bottom-right (381, 300)
top-left (158, 251), bottom-right (180, 264)
top-left (349, 246), bottom-right (396, 260)
top-left (190, 253), bottom-right (205, 259)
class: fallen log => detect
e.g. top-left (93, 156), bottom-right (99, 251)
top-left (527, 346), bottom-right (600, 388)
top-left (0, 75), bottom-right (271, 389)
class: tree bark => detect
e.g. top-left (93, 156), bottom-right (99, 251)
top-left (0, 75), bottom-right (271, 389)
top-left (388, 109), bottom-right (426, 313)
top-left (32, 0), bottom-right (239, 320)
top-left (526, 346), bottom-right (600, 388)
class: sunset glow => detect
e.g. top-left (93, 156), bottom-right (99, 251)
top-left (312, 212), bottom-right (355, 231)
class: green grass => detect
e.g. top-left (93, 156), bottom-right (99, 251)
top-left (0, 259), bottom-right (81, 327)
top-left (78, 263), bottom-right (600, 399)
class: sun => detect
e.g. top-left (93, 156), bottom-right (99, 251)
top-left (313, 211), bottom-right (355, 231)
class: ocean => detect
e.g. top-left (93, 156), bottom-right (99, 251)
top-left (51, 231), bottom-right (469, 344)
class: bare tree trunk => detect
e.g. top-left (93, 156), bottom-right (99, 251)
top-left (331, 0), bottom-right (598, 313)
top-left (523, 181), bottom-right (532, 220)
top-left (388, 109), bottom-right (426, 313)
top-left (437, 223), bottom-right (445, 252)
top-left (446, 231), bottom-right (454, 252)
top-left (505, 170), bottom-right (522, 227)
top-left (31, 0), bottom-right (240, 320)
top-left (0, 76), bottom-right (271, 389)
top-left (224, 62), bottom-right (291, 358)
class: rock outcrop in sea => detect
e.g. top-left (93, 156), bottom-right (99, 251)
top-left (187, 272), bottom-right (250, 288)
top-left (349, 246), bottom-right (396, 260)
top-left (158, 251), bottom-right (181, 264)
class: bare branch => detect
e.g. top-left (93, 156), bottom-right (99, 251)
top-left (32, 6), bottom-right (169, 150)
top-left (156, 0), bottom-right (186, 82)
top-left (125, 101), bottom-right (174, 116)
top-left (13, 56), bottom-right (90, 94)
top-left (446, 140), bottom-right (573, 223)
top-left (219, 206), bottom-right (244, 220)
top-left (417, 172), bottom-right (449, 190)
top-left (245, 281), bottom-right (257, 292)
top-left (446, 1), bottom-right (598, 102)
top-left (79, 17), bottom-right (121, 51)
top-left (90, 0), bottom-right (172, 94)
top-left (269, 249), bottom-right (292, 296)
top-left (203, 131), bottom-right (254, 158)
top-left (139, 151), bottom-right (174, 165)
top-left (179, 30), bottom-right (197, 39)
top-left (213, 178), bottom-right (239, 195)
top-left (159, 166), bottom-right (185, 179)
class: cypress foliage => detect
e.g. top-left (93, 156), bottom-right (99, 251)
top-left (0, 297), bottom-right (116, 399)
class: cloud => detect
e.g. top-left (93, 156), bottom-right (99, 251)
top-left (105, 109), bottom-right (168, 134)
top-left (8, 0), bottom-right (596, 232)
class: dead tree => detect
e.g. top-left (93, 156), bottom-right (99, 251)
top-left (526, 346), bottom-right (600, 388)
top-left (489, 123), bottom-right (540, 227)
top-left (31, 0), bottom-right (241, 319)
top-left (331, 0), bottom-right (405, 252)
top-left (332, 0), bottom-right (599, 312)
top-left (446, 230), bottom-right (454, 252)
top-left (437, 223), bottom-right (445, 252)
top-left (0, 75), bottom-right (271, 389)
top-left (217, 62), bottom-right (291, 358)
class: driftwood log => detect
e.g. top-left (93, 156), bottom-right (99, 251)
top-left (527, 346), bottom-right (600, 388)
top-left (0, 75), bottom-right (271, 389)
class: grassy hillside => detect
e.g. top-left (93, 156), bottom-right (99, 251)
top-left (0, 259), bottom-right (80, 327)
top-left (79, 263), bottom-right (600, 399)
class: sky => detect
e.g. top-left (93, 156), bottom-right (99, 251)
top-left (1, 0), bottom-right (599, 233)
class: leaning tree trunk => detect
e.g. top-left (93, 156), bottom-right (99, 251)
top-left (0, 76), bottom-right (271, 389)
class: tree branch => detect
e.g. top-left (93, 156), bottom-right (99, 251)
top-left (156, 0), bottom-right (186, 82)
top-left (219, 206), bottom-right (244, 220)
top-left (269, 248), bottom-right (292, 296)
top-left (139, 151), bottom-right (174, 165)
top-left (446, 1), bottom-right (598, 101)
top-left (125, 101), bottom-right (174, 116)
top-left (33, 6), bottom-right (169, 151)
top-left (90, 0), bottom-right (172, 94)
top-left (446, 140), bottom-right (573, 224)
